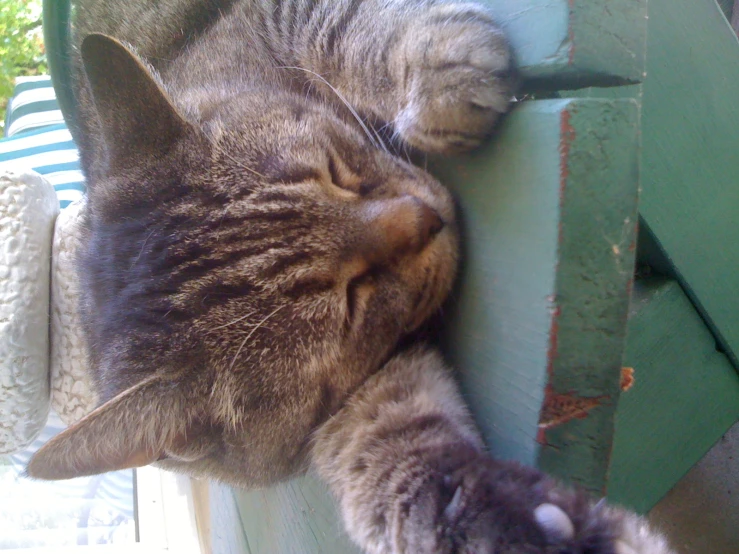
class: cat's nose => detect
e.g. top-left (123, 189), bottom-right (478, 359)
top-left (356, 194), bottom-right (444, 263)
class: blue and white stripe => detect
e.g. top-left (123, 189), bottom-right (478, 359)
top-left (1, 76), bottom-right (85, 209)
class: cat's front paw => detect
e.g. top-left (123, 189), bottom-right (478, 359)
top-left (392, 5), bottom-right (515, 154)
top-left (399, 453), bottom-right (676, 553)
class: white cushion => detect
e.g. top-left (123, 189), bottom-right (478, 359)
top-left (0, 169), bottom-right (58, 453)
top-left (50, 198), bottom-right (97, 425)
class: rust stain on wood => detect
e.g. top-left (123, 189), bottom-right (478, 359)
top-left (568, 0), bottom-right (576, 65)
top-left (546, 306), bottom-right (561, 379)
top-left (559, 109), bottom-right (575, 200)
top-left (538, 386), bottom-right (608, 432)
top-left (620, 367), bottom-right (635, 392)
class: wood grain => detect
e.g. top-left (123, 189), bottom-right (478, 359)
top-left (608, 278), bottom-right (739, 513)
top-left (635, 0), bottom-right (739, 367)
top-left (432, 98), bottom-right (640, 494)
top-left (481, 0), bottom-right (647, 90)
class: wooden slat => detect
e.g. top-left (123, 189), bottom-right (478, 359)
top-left (484, 0), bottom-right (647, 89)
top-left (234, 478), bottom-right (359, 554)
top-left (431, 97), bottom-right (640, 494)
top-left (608, 278), bottom-right (739, 513)
top-left (209, 482), bottom-right (259, 554)
top-left (635, 0), bottom-right (739, 368)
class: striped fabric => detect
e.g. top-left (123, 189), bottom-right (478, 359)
top-left (4, 75), bottom-right (65, 136)
top-left (0, 76), bottom-right (85, 209)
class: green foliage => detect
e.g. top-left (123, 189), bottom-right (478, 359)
top-left (1, 0), bottom-right (47, 129)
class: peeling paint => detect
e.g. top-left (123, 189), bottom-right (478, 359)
top-left (538, 386), bottom-right (608, 431)
top-left (620, 367), bottom-right (635, 392)
top-left (559, 109), bottom-right (575, 202)
top-left (546, 306), bottom-right (561, 379)
top-left (568, 0), bottom-right (576, 65)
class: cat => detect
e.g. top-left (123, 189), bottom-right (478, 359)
top-left (27, 1), bottom-right (675, 552)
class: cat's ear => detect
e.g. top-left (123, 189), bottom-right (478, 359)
top-left (80, 33), bottom-right (191, 169)
top-left (26, 374), bottom-right (192, 480)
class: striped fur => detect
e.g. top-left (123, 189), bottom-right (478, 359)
top-left (26, 2), bottom-right (674, 553)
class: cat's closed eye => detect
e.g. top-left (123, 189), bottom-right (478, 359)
top-left (345, 266), bottom-right (378, 326)
top-left (326, 153), bottom-right (374, 197)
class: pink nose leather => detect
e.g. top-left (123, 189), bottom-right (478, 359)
top-left (357, 194), bottom-right (444, 264)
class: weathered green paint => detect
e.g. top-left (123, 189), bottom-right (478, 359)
top-left (481, 0), bottom-right (647, 90)
top-left (635, 0), bottom-right (739, 368)
top-left (553, 0), bottom-right (739, 513)
top-left (209, 477), bottom-right (360, 554)
top-left (209, 482), bottom-right (256, 554)
top-left (233, 478), bottom-right (359, 554)
top-left (431, 98), bottom-right (640, 493)
top-left (608, 278), bottom-right (739, 513)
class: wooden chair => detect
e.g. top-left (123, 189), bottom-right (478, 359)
top-left (41, 0), bottom-right (739, 551)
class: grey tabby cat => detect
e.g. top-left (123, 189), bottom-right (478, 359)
top-left (28, 1), bottom-right (675, 553)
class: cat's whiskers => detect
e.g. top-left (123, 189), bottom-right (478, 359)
top-left (205, 135), bottom-right (267, 179)
top-left (227, 304), bottom-right (285, 371)
top-left (130, 228), bottom-right (158, 269)
top-left (366, 120), bottom-right (390, 154)
top-left (276, 65), bottom-right (389, 154)
top-left (209, 309), bottom-right (257, 331)
top-left (214, 206), bottom-right (230, 243)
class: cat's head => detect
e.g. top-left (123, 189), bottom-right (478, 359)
top-left (27, 34), bottom-right (458, 484)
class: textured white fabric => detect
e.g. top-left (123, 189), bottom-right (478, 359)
top-left (0, 169), bottom-right (58, 453)
top-left (50, 198), bottom-right (97, 424)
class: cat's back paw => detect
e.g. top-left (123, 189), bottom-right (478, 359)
top-left (392, 4), bottom-right (516, 154)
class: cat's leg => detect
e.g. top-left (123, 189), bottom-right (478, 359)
top-left (311, 346), bottom-right (675, 554)
top-left (261, 0), bottom-right (515, 154)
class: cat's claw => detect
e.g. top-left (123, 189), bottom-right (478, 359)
top-left (414, 455), bottom-right (677, 554)
top-left (533, 496), bottom-right (678, 554)
top-left (533, 503), bottom-right (575, 543)
top-left (443, 485), bottom-right (464, 521)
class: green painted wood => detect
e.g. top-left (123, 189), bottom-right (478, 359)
top-left (482, 0), bottom-right (647, 90)
top-left (431, 98), bottom-right (640, 494)
top-left (209, 475), bottom-right (362, 554)
top-left (209, 482), bottom-right (259, 554)
top-left (608, 278), bottom-right (739, 513)
top-left (634, 0), bottom-right (739, 368)
top-left (717, 0), bottom-right (734, 20)
top-left (234, 478), bottom-right (359, 554)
